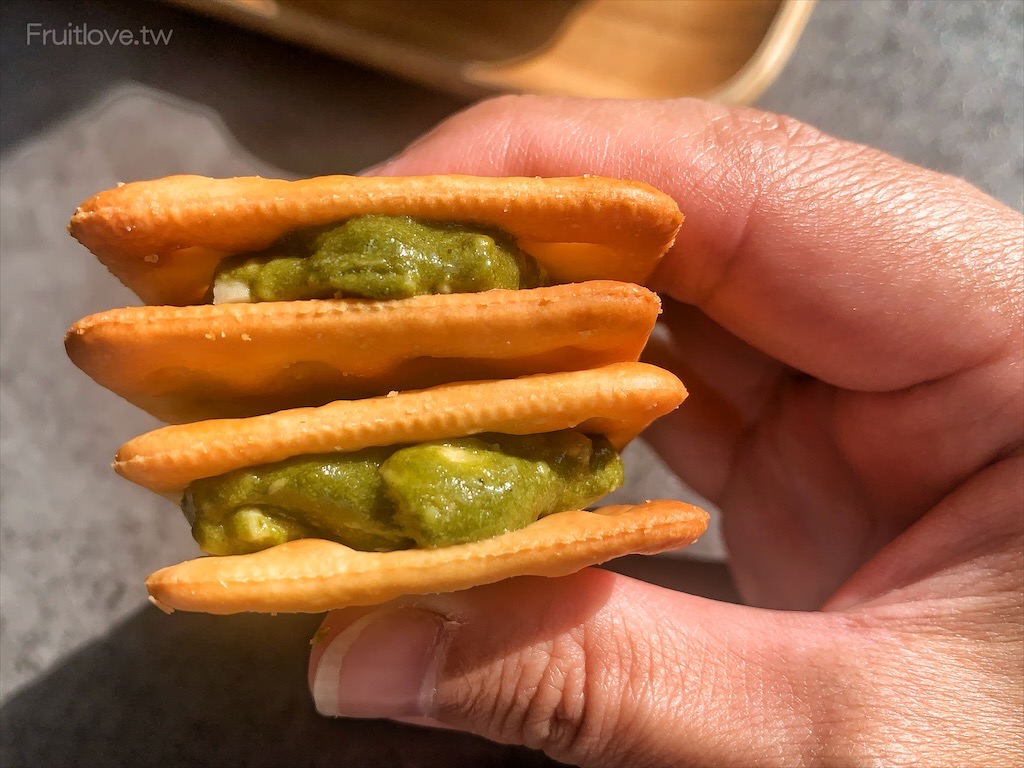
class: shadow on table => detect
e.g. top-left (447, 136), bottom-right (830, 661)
top-left (0, 607), bottom-right (562, 768)
top-left (0, 560), bottom-right (735, 766)
top-left (0, 558), bottom-right (736, 767)
top-left (1, 0), bottom-right (468, 175)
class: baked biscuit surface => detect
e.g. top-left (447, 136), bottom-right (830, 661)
top-left (69, 175), bottom-right (683, 304)
top-left (66, 174), bottom-right (707, 617)
top-left (147, 501), bottom-right (709, 614)
top-left (115, 363), bottom-right (688, 493)
top-left (65, 281), bottom-right (663, 422)
top-left (130, 364), bottom-right (702, 615)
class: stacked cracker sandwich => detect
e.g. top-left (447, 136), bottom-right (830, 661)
top-left (65, 174), bottom-right (708, 614)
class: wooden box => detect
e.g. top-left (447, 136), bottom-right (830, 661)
top-left (171, 0), bottom-right (815, 103)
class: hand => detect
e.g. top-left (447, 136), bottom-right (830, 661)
top-left (307, 97), bottom-right (1023, 766)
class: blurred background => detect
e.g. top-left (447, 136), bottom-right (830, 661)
top-left (1, 1), bottom-right (1021, 765)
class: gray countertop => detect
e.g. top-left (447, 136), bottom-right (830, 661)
top-left (1, 1), bottom-right (1021, 765)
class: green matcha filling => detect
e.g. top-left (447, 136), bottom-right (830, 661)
top-left (183, 430), bottom-right (623, 555)
top-left (211, 214), bottom-right (547, 303)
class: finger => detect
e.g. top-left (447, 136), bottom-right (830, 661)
top-left (368, 95), bottom-right (1022, 394)
top-left (825, 453), bottom-right (1024, 611)
top-left (641, 300), bottom-right (786, 501)
top-left (307, 568), bottom-right (1018, 767)
top-left (645, 301), bottom-right (785, 429)
top-left (308, 570), bottom-right (846, 767)
top-left (367, 95), bottom-right (1023, 562)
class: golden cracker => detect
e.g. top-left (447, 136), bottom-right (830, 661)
top-left (66, 281), bottom-right (661, 423)
top-left (69, 175), bottom-right (683, 304)
top-left (116, 362), bottom-right (687, 493)
top-left (146, 500), bottom-right (709, 614)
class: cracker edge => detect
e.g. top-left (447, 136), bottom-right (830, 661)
top-left (146, 500), bottom-right (710, 615)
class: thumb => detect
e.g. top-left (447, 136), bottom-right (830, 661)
top-left (307, 569), bottom-right (864, 767)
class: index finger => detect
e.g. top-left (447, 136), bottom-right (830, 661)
top-left (369, 96), bottom-right (1022, 393)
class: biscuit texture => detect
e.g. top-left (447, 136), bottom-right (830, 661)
top-left (69, 175), bottom-right (683, 304)
top-left (146, 500), bottom-right (709, 614)
top-left (68, 174), bottom-right (705, 615)
top-left (65, 281), bottom-right (661, 422)
top-left (115, 363), bottom-right (687, 493)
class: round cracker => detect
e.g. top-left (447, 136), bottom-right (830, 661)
top-left (68, 174), bottom-right (683, 305)
top-left (115, 362), bottom-right (687, 493)
top-left (146, 500), bottom-right (709, 614)
top-left (66, 281), bottom-right (661, 423)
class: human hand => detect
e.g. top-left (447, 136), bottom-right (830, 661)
top-left (307, 97), bottom-right (1023, 766)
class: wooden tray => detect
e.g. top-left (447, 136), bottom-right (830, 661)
top-left (171, 0), bottom-right (815, 103)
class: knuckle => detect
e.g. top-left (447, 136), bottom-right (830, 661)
top-left (530, 635), bottom-right (591, 752)
top-left (709, 108), bottom-right (893, 206)
top-left (466, 623), bottom-right (632, 763)
top-left (499, 631), bottom-right (590, 754)
top-left (709, 108), bottom-right (833, 177)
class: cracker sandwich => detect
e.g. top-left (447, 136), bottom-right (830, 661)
top-left (66, 174), bottom-right (708, 614)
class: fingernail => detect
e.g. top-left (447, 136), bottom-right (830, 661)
top-left (311, 607), bottom-right (447, 718)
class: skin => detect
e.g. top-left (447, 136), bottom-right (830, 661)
top-left (309, 97), bottom-right (1023, 766)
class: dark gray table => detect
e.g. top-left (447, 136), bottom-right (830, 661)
top-left (1, 1), bottom-right (1020, 765)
